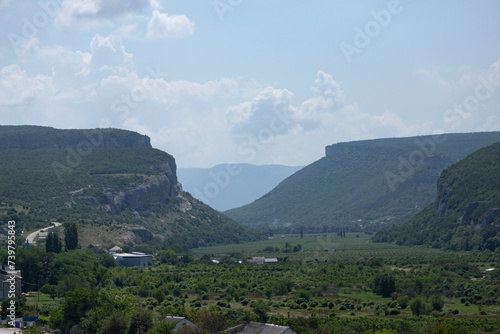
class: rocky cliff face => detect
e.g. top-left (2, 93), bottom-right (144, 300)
top-left (104, 160), bottom-right (180, 214)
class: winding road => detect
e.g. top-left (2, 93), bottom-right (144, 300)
top-left (25, 222), bottom-right (62, 244)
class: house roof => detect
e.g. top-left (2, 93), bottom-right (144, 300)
top-left (264, 258), bottom-right (278, 263)
top-left (113, 252), bottom-right (152, 258)
top-left (226, 322), bottom-right (294, 334)
top-left (109, 246), bottom-right (123, 252)
top-left (164, 316), bottom-right (187, 324)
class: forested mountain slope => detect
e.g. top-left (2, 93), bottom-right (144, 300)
top-left (0, 126), bottom-right (264, 249)
top-left (225, 132), bottom-right (500, 233)
top-left (374, 141), bottom-right (500, 251)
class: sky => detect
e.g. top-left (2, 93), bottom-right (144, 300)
top-left (1, 0), bottom-right (500, 168)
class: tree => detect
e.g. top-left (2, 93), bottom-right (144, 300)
top-left (62, 288), bottom-right (96, 330)
top-left (430, 294), bottom-right (444, 312)
top-left (127, 308), bottom-right (154, 334)
top-left (100, 314), bottom-right (130, 334)
top-left (252, 301), bottom-right (270, 323)
top-left (397, 295), bottom-right (409, 309)
top-left (189, 309), bottom-right (226, 333)
top-left (64, 222), bottom-right (78, 250)
top-left (46, 232), bottom-right (62, 253)
top-left (372, 272), bottom-right (396, 298)
top-left (410, 297), bottom-right (428, 316)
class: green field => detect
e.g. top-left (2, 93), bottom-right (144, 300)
top-left (191, 233), bottom-right (443, 261)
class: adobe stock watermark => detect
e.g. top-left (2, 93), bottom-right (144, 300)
top-left (6, 220), bottom-right (17, 327)
top-left (340, 0), bottom-right (411, 64)
top-left (52, 65), bottom-right (168, 181)
top-left (385, 73), bottom-right (499, 192)
top-left (213, 0), bottom-right (243, 21)
top-left (191, 107), bottom-right (291, 205)
top-left (108, 65), bottom-right (169, 124)
top-left (7, 0), bottom-right (63, 54)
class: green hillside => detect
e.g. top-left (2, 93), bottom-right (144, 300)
top-left (0, 125), bottom-right (151, 150)
top-left (0, 126), bottom-right (264, 249)
top-left (225, 132), bottom-right (500, 233)
top-left (374, 141), bottom-right (500, 251)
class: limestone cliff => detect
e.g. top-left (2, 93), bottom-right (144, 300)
top-left (104, 160), bottom-right (180, 214)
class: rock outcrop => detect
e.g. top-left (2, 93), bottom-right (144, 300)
top-left (104, 161), bottom-right (180, 214)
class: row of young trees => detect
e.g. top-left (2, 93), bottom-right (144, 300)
top-left (45, 222), bottom-right (78, 253)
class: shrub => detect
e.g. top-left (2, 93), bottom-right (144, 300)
top-left (430, 295), bottom-right (445, 312)
top-left (410, 298), bottom-right (428, 316)
top-left (397, 295), bottom-right (409, 309)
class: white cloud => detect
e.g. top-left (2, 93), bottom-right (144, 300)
top-left (477, 115), bottom-right (500, 132)
top-left (225, 86), bottom-right (294, 135)
top-left (312, 70), bottom-right (345, 104)
top-left (15, 34), bottom-right (132, 80)
top-left (0, 64), bottom-right (56, 105)
top-left (54, 0), bottom-right (152, 29)
top-left (113, 24), bottom-right (139, 39)
top-left (146, 10), bottom-right (194, 39)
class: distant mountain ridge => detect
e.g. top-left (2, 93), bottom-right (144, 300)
top-left (225, 132), bottom-right (500, 233)
top-left (0, 126), bottom-right (264, 249)
top-left (0, 125), bottom-right (151, 151)
top-left (178, 164), bottom-right (303, 211)
top-left (374, 141), bottom-right (500, 251)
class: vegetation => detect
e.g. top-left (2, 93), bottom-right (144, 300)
top-left (64, 222), bottom-right (79, 250)
top-left (0, 127), bottom-right (265, 249)
top-left (0, 125), bottom-right (151, 151)
top-left (225, 132), bottom-right (500, 234)
top-left (374, 141), bottom-right (500, 251)
top-left (4, 233), bottom-right (500, 333)
top-left (3, 127), bottom-right (500, 333)
top-left (46, 232), bottom-right (62, 253)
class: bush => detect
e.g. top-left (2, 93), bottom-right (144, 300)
top-left (430, 295), bottom-right (445, 312)
top-left (410, 298), bottom-right (428, 316)
top-left (372, 272), bottom-right (396, 298)
top-left (397, 295), bottom-right (409, 309)
top-left (389, 308), bottom-right (400, 315)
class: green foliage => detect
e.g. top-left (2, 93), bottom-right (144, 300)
top-left (99, 313), bottom-right (130, 334)
top-left (397, 295), bottom-right (409, 309)
top-left (0, 125), bottom-right (150, 151)
top-left (46, 231), bottom-right (62, 253)
top-left (410, 297), bottom-right (428, 316)
top-left (127, 308), bottom-right (154, 334)
top-left (375, 141), bottom-right (500, 250)
top-left (430, 294), bottom-right (445, 312)
top-left (62, 288), bottom-right (97, 330)
top-left (0, 126), bottom-right (266, 249)
top-left (251, 300), bottom-right (270, 322)
top-left (372, 272), bottom-right (396, 298)
top-left (226, 132), bottom-right (500, 232)
top-left (64, 222), bottom-right (79, 250)
top-left (1, 298), bottom-right (27, 317)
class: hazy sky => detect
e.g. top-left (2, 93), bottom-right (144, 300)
top-left (1, 0), bottom-right (500, 167)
